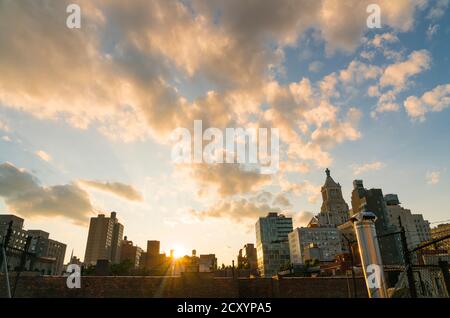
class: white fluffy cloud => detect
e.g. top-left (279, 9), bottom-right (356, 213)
top-left (404, 84), bottom-right (450, 120)
top-left (372, 50), bottom-right (432, 117)
top-left (426, 171), bottom-right (441, 185)
top-left (35, 150), bottom-right (52, 162)
top-left (352, 161), bottom-right (386, 176)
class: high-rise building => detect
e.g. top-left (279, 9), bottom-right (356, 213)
top-left (143, 240), bottom-right (166, 271)
top-left (385, 194), bottom-right (431, 250)
top-left (111, 212), bottom-right (124, 264)
top-left (83, 211), bottom-right (124, 265)
top-left (351, 180), bottom-right (402, 265)
top-left (288, 227), bottom-right (342, 264)
top-left (120, 236), bottom-right (143, 268)
top-left (237, 243), bottom-right (258, 270)
top-left (27, 229), bottom-right (67, 275)
top-left (255, 212), bottom-right (293, 277)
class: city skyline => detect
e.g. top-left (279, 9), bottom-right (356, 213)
top-left (0, 168), bottom-right (444, 266)
top-left (1, 0), bottom-right (450, 266)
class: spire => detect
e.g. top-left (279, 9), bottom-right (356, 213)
top-left (323, 168), bottom-right (338, 188)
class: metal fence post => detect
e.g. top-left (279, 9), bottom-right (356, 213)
top-left (398, 217), bottom-right (417, 298)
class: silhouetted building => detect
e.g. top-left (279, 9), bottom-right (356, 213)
top-left (199, 254), bottom-right (217, 272)
top-left (142, 240), bottom-right (168, 273)
top-left (84, 212), bottom-right (124, 265)
top-left (351, 180), bottom-right (402, 265)
top-left (120, 236), bottom-right (143, 268)
top-left (0, 214), bottom-right (66, 275)
top-left (27, 229), bottom-right (67, 275)
top-left (237, 243), bottom-right (258, 270)
top-left (256, 212), bottom-right (293, 277)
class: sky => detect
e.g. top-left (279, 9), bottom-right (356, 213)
top-left (0, 0), bottom-right (449, 265)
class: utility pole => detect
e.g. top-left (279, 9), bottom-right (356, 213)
top-left (398, 216), bottom-right (417, 298)
top-left (342, 233), bottom-right (358, 298)
top-left (12, 235), bottom-right (32, 298)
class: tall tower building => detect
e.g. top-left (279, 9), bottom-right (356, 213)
top-left (84, 211), bottom-right (124, 265)
top-left (255, 212), bottom-right (293, 277)
top-left (308, 169), bottom-right (350, 228)
top-left (351, 180), bottom-right (402, 265)
top-left (317, 168), bottom-right (350, 227)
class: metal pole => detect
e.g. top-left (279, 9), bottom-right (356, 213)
top-left (343, 233), bottom-right (358, 298)
top-left (398, 216), bottom-right (417, 298)
top-left (12, 236), bottom-right (32, 298)
top-left (1, 247), bottom-right (11, 298)
top-left (351, 212), bottom-right (388, 298)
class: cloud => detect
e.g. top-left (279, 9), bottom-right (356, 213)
top-left (370, 32), bottom-right (399, 48)
top-left (372, 50), bottom-right (432, 117)
top-left (426, 24), bottom-right (440, 39)
top-left (190, 198), bottom-right (277, 223)
top-left (184, 163), bottom-right (272, 198)
top-left (35, 150), bottom-right (52, 162)
top-left (379, 50), bottom-right (431, 90)
top-left (426, 0), bottom-right (449, 20)
top-left (0, 162), bottom-right (94, 225)
top-left (309, 61), bottom-right (324, 73)
top-left (352, 161), bottom-right (386, 175)
top-left (1, 136), bottom-right (11, 143)
top-left (78, 180), bottom-right (143, 202)
top-left (0, 118), bottom-right (9, 132)
top-left (0, 0), bottom-right (426, 142)
top-left (404, 84), bottom-right (450, 120)
top-left (426, 171), bottom-right (441, 185)
top-left (292, 211), bottom-right (315, 228)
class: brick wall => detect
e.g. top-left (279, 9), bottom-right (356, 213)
top-left (0, 275), bottom-right (368, 298)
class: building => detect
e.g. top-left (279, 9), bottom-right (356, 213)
top-left (84, 212), bottom-right (124, 265)
top-left (111, 217), bottom-right (124, 264)
top-left (314, 168), bottom-right (350, 227)
top-left (351, 180), bottom-right (403, 265)
top-left (0, 214), bottom-right (66, 275)
top-left (27, 229), bottom-right (67, 275)
top-left (119, 236), bottom-right (143, 268)
top-left (385, 194), bottom-right (431, 250)
top-left (288, 227), bottom-right (342, 264)
top-left (0, 214), bottom-right (28, 251)
top-left (237, 243), bottom-right (258, 270)
top-left (199, 254), bottom-right (217, 272)
top-left (255, 212), bottom-right (293, 277)
top-left (300, 169), bottom-right (351, 261)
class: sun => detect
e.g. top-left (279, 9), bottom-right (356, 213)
top-left (171, 244), bottom-right (188, 259)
